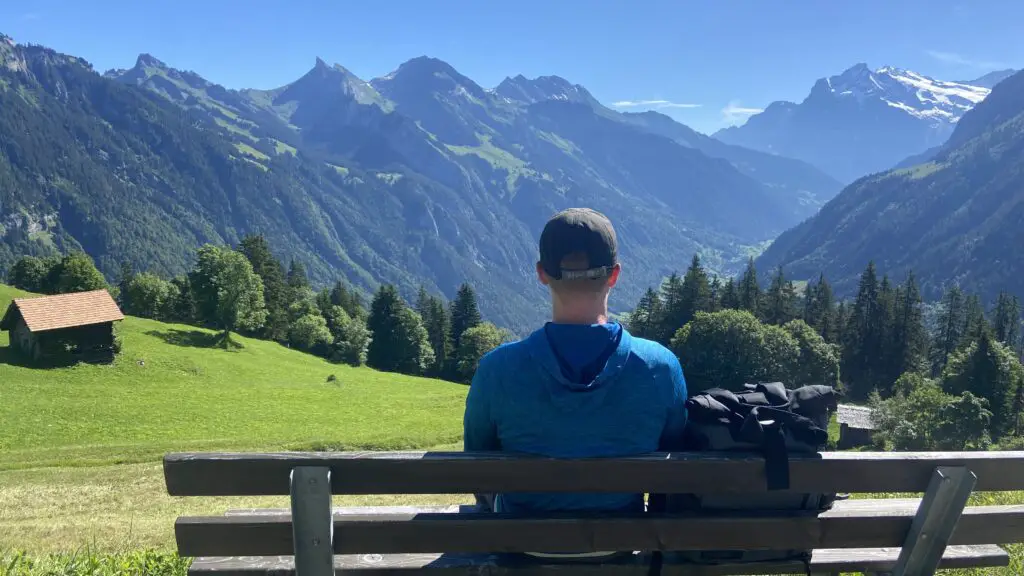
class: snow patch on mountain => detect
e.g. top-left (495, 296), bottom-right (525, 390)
top-left (820, 64), bottom-right (991, 123)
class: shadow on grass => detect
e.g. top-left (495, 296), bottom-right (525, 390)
top-left (0, 345), bottom-right (113, 369)
top-left (145, 329), bottom-right (244, 351)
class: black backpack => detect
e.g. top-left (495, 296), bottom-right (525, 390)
top-left (659, 382), bottom-right (840, 569)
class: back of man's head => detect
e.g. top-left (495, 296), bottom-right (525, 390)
top-left (537, 208), bottom-right (620, 298)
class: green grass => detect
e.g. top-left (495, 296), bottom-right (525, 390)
top-left (326, 162), bottom-right (348, 175)
top-left (444, 133), bottom-right (537, 193)
top-left (232, 142), bottom-right (268, 161)
top-left (272, 139), bottom-right (297, 156)
top-left (0, 285), bottom-right (467, 471)
top-left (0, 284), bottom-right (471, 553)
top-left (2, 285), bottom-right (1023, 574)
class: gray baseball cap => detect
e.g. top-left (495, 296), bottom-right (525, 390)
top-left (539, 208), bottom-right (618, 281)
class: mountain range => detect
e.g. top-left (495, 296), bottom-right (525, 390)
top-left (0, 34), bottom-right (846, 331)
top-left (0, 32), bottom-right (1016, 329)
top-left (715, 64), bottom-right (1016, 183)
top-left (757, 68), bottom-right (1024, 304)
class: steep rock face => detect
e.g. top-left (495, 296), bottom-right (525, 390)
top-left (714, 64), bottom-right (1001, 183)
top-left (756, 70), bottom-right (1024, 303)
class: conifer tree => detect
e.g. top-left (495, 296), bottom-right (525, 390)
top-left (992, 291), bottom-right (1022, 352)
top-left (804, 274), bottom-right (837, 343)
top-left (932, 285), bottom-right (966, 374)
top-left (449, 283), bottom-right (482, 353)
top-left (678, 254), bottom-right (712, 328)
top-left (708, 277), bottom-right (722, 313)
top-left (875, 275), bottom-right (898, 392)
top-left (963, 293), bottom-right (988, 345)
top-left (658, 272), bottom-right (686, 344)
top-left (720, 277), bottom-right (740, 311)
top-left (738, 258), bottom-right (761, 316)
top-left (890, 271), bottom-right (928, 381)
top-left (286, 260), bottom-right (310, 291)
top-left (366, 284), bottom-right (432, 374)
top-left (843, 262), bottom-right (882, 400)
top-left (238, 234), bottom-right (290, 341)
top-left (629, 287), bottom-right (665, 341)
top-left (762, 266), bottom-right (799, 326)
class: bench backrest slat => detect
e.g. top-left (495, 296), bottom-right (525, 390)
top-left (173, 504), bottom-right (1024, 556)
top-left (164, 451), bottom-right (1024, 496)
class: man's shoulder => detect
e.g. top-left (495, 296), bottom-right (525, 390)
top-left (625, 333), bottom-right (679, 367)
top-left (477, 334), bottom-right (532, 370)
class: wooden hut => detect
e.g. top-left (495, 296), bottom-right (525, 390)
top-left (837, 404), bottom-right (876, 449)
top-left (1, 290), bottom-right (124, 362)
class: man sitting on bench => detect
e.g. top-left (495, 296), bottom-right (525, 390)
top-left (463, 207), bottom-right (689, 560)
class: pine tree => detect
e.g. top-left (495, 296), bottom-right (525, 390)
top-left (116, 260), bottom-right (136, 311)
top-left (678, 254), bottom-right (712, 328)
top-left (993, 291), bottom-right (1022, 351)
top-left (286, 260), bottom-right (310, 291)
top-left (658, 273), bottom-right (686, 345)
top-left (367, 284), bottom-right (406, 372)
top-left (238, 234), bottom-right (290, 341)
top-left (413, 286), bottom-right (452, 377)
top-left (738, 258), bottom-right (761, 316)
top-left (804, 274), bottom-right (837, 343)
top-left (932, 285), bottom-right (966, 374)
top-left (415, 285), bottom-right (431, 318)
top-left (329, 281), bottom-right (365, 320)
top-left (963, 293), bottom-right (988, 345)
top-left (889, 271), bottom-right (928, 387)
top-left (835, 300), bottom-right (849, 347)
top-left (875, 275), bottom-right (898, 392)
top-left (762, 266), bottom-right (799, 326)
top-left (449, 283), bottom-right (482, 354)
top-left (708, 277), bottom-right (722, 313)
top-left (425, 296), bottom-right (452, 376)
top-left (843, 262), bottom-right (882, 400)
top-left (720, 278), bottom-right (740, 311)
top-left (629, 287), bottom-right (664, 341)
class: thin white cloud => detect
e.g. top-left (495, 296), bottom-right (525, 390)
top-left (611, 99), bottom-right (702, 109)
top-left (925, 49), bottom-right (1007, 70)
top-left (20, 13), bottom-right (41, 21)
top-left (721, 100), bottom-right (763, 125)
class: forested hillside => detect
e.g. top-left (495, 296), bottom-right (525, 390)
top-left (0, 35), bottom-right (840, 331)
top-left (757, 69), bottom-right (1024, 304)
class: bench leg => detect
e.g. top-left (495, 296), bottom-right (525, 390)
top-left (890, 466), bottom-right (977, 576)
top-left (291, 466), bottom-right (334, 576)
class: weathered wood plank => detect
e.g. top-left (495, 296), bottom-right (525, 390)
top-left (163, 451), bottom-right (1024, 496)
top-left (222, 500), bottom-right (920, 518)
top-left (174, 504), bottom-right (1024, 556)
top-left (186, 545), bottom-right (1009, 575)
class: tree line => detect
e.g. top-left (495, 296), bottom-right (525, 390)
top-left (627, 256), bottom-right (1024, 450)
top-left (3, 238), bottom-right (510, 383)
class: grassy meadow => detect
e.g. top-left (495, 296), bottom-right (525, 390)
top-left (1, 283), bottom-right (1022, 575)
top-left (0, 283), bottom-right (470, 557)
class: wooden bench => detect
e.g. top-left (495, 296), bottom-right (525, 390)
top-left (164, 450), bottom-right (1024, 575)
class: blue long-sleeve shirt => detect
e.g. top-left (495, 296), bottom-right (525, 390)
top-left (463, 321), bottom-right (688, 514)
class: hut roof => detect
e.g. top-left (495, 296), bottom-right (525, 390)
top-left (0, 290), bottom-right (124, 333)
top-left (837, 404), bottom-right (876, 430)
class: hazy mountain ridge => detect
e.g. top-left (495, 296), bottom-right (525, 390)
top-left (756, 69), bottom-right (1024, 303)
top-left (714, 63), bottom-right (1009, 183)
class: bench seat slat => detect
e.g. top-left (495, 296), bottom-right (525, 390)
top-left (163, 451), bottom-right (1024, 496)
top-left (186, 545), bottom-right (1010, 575)
top-left (175, 503), bottom-right (1024, 556)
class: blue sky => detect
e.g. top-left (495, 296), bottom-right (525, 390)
top-left (4, 0), bottom-right (1022, 134)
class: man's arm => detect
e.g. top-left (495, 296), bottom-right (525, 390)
top-left (650, 358), bottom-right (688, 513)
top-left (464, 355), bottom-right (501, 512)
top-left (660, 359), bottom-right (689, 451)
